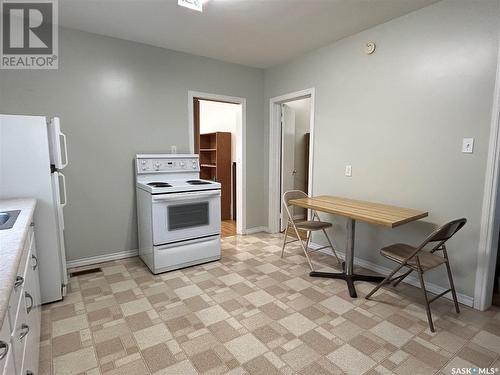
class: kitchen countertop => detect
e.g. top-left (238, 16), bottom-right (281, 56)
top-left (0, 198), bottom-right (36, 327)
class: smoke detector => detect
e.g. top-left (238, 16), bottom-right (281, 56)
top-left (365, 42), bottom-right (376, 55)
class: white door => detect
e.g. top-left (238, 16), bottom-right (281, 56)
top-left (51, 171), bottom-right (68, 293)
top-left (280, 104), bottom-right (296, 231)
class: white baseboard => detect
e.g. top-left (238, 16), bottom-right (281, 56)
top-left (244, 226), bottom-right (269, 235)
top-left (67, 227), bottom-right (272, 268)
top-left (67, 249), bottom-right (139, 269)
top-left (310, 242), bottom-right (474, 307)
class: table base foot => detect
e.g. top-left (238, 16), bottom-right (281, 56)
top-left (309, 271), bottom-right (385, 298)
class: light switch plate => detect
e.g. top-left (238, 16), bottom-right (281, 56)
top-left (345, 165), bottom-right (352, 177)
top-left (171, 145), bottom-right (177, 154)
top-left (462, 138), bottom-right (474, 153)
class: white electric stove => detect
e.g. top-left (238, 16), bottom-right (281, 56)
top-left (136, 154), bottom-right (221, 274)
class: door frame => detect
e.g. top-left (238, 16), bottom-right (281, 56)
top-left (188, 90), bottom-right (246, 235)
top-left (280, 103), bottom-right (297, 232)
top-left (268, 88), bottom-right (315, 234)
top-left (474, 38), bottom-right (500, 311)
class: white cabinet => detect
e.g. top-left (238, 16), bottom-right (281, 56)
top-left (0, 315), bottom-right (15, 375)
top-left (24, 234), bottom-right (41, 375)
top-left (1, 225), bottom-right (41, 375)
top-left (12, 291), bottom-right (28, 375)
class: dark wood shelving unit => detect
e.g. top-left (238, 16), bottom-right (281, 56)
top-left (199, 132), bottom-right (231, 220)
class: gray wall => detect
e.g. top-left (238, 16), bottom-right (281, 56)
top-left (0, 28), bottom-right (266, 261)
top-left (264, 0), bottom-right (499, 297)
top-left (0, 0), bottom-right (498, 299)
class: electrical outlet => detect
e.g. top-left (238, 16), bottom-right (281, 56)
top-left (462, 138), bottom-right (474, 154)
top-left (171, 145), bottom-right (177, 154)
top-left (345, 165), bottom-right (352, 177)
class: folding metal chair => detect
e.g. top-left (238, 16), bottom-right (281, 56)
top-left (280, 190), bottom-right (341, 271)
top-left (365, 218), bottom-right (466, 332)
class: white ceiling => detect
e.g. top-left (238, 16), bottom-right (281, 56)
top-left (59, 0), bottom-right (439, 68)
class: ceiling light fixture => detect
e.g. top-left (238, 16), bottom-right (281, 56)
top-left (178, 0), bottom-right (203, 12)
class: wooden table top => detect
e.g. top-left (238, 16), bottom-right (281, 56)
top-left (289, 195), bottom-right (428, 228)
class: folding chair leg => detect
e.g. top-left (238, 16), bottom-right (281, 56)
top-left (366, 263), bottom-right (406, 299)
top-left (392, 269), bottom-right (412, 287)
top-left (281, 223), bottom-right (290, 258)
top-left (289, 224), bottom-right (314, 271)
top-left (300, 232), bottom-right (314, 271)
top-left (417, 270), bottom-right (435, 332)
top-left (322, 228), bottom-right (341, 265)
top-left (281, 219), bottom-right (314, 271)
top-left (444, 261), bottom-right (460, 314)
top-left (304, 232), bottom-right (311, 250)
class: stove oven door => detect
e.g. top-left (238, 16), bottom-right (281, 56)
top-left (152, 189), bottom-right (221, 245)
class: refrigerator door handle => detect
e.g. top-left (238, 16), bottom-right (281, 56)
top-left (60, 131), bottom-right (68, 169)
top-left (48, 117), bottom-right (68, 170)
top-left (59, 172), bottom-right (68, 207)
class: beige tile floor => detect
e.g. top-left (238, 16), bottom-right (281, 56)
top-left (40, 233), bottom-right (500, 375)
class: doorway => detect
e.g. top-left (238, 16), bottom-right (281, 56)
top-left (473, 44), bottom-right (500, 311)
top-left (189, 91), bottom-right (246, 237)
top-left (268, 88), bottom-right (315, 234)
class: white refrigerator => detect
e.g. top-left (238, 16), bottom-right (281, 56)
top-left (0, 114), bottom-right (69, 304)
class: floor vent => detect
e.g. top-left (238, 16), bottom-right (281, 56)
top-left (69, 267), bottom-right (102, 277)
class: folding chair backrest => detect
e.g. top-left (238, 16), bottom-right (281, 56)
top-left (282, 190), bottom-right (308, 220)
top-left (282, 190), bottom-right (308, 208)
top-left (420, 218), bottom-right (467, 249)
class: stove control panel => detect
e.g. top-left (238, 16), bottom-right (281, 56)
top-left (136, 156), bottom-right (199, 173)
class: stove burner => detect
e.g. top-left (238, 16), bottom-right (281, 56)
top-left (186, 179), bottom-right (212, 185)
top-left (147, 182), bottom-right (172, 188)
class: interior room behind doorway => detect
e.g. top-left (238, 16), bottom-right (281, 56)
top-left (199, 100), bottom-right (241, 237)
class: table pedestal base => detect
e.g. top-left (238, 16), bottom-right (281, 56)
top-left (309, 270), bottom-right (385, 298)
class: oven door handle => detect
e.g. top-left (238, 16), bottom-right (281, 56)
top-left (152, 190), bottom-right (221, 202)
